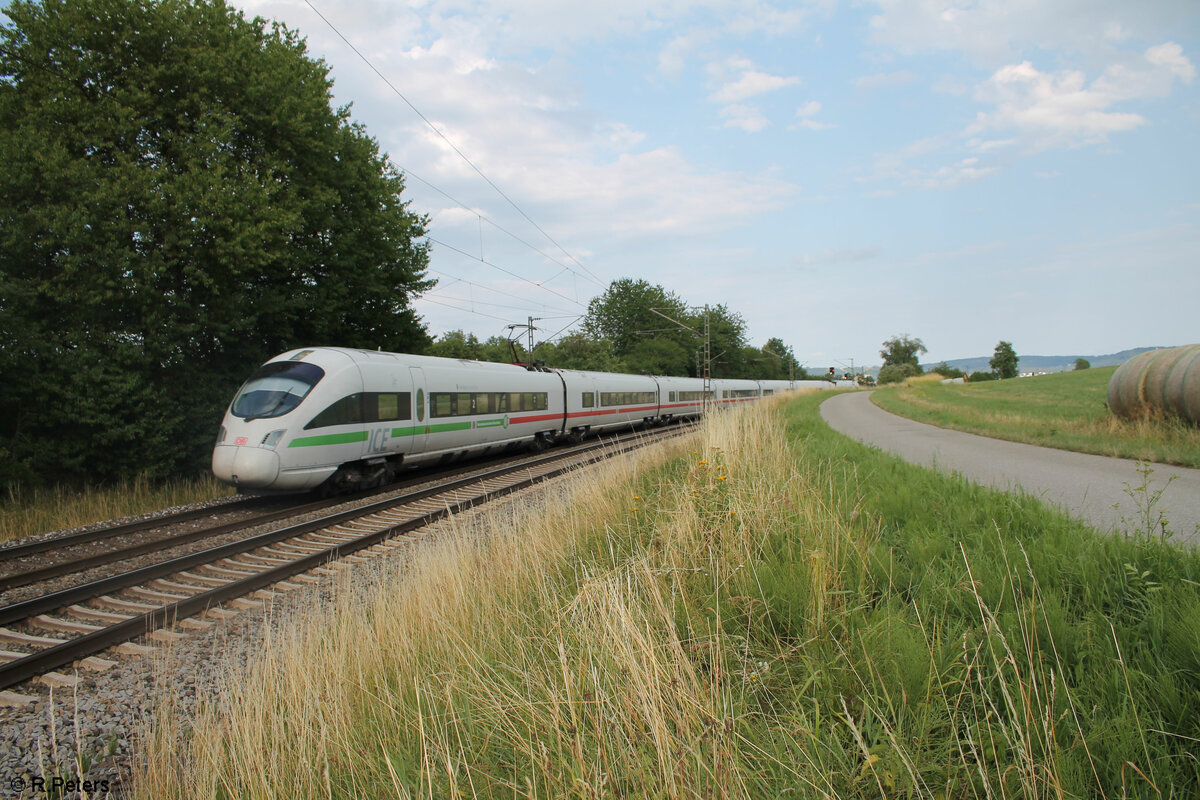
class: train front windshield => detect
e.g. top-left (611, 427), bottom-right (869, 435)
top-left (231, 361), bottom-right (326, 421)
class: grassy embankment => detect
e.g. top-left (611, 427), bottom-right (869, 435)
top-left (138, 393), bottom-right (1200, 798)
top-left (0, 474), bottom-right (233, 543)
top-left (873, 366), bottom-right (1200, 468)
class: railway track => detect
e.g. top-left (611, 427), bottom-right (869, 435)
top-left (0, 426), bottom-right (686, 598)
top-left (0, 425), bottom-right (684, 692)
top-left (0, 453), bottom-right (548, 596)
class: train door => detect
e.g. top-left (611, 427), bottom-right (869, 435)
top-left (406, 366), bottom-right (428, 456)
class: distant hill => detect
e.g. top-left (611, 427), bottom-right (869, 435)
top-left (921, 346), bottom-right (1167, 376)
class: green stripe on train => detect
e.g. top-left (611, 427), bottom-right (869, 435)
top-left (390, 421), bottom-right (474, 437)
top-left (287, 431), bottom-right (369, 448)
top-left (289, 419), bottom-right (501, 448)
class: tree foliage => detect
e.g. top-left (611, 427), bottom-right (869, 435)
top-left (1074, 358), bottom-right (1091, 371)
top-left (878, 363), bottom-right (920, 385)
top-left (880, 335), bottom-right (927, 370)
top-left (0, 0), bottom-right (432, 487)
top-left (931, 362), bottom-right (965, 379)
top-left (990, 341), bottom-right (1019, 379)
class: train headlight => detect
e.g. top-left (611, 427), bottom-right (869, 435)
top-left (216, 426), bottom-right (227, 444)
top-left (261, 429), bottom-right (286, 450)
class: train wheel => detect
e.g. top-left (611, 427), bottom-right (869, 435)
top-left (529, 432), bottom-right (551, 452)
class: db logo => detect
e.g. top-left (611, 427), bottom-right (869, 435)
top-left (234, 436), bottom-right (248, 446)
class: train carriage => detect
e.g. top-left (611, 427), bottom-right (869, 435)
top-left (213, 347), bottom-right (820, 494)
top-left (713, 378), bottom-right (761, 408)
top-left (559, 369), bottom-right (661, 442)
top-left (654, 375), bottom-right (711, 421)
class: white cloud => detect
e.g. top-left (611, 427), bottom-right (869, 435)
top-left (719, 103), bottom-right (770, 132)
top-left (790, 118), bottom-right (835, 131)
top-left (1144, 42), bottom-right (1196, 82)
top-left (787, 100), bottom-right (834, 130)
top-left (709, 65), bottom-right (803, 103)
top-left (866, 0), bottom-right (1197, 66)
top-left (970, 44), bottom-right (1194, 149)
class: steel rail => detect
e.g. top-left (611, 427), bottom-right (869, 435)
top-left (0, 427), bottom-right (685, 689)
top-left (0, 426), bottom-right (673, 593)
top-left (0, 495), bottom-right (276, 563)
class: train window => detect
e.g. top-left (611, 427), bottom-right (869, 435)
top-left (669, 392), bottom-right (676, 402)
top-left (582, 392), bottom-right (594, 408)
top-left (368, 392), bottom-right (411, 422)
top-left (763, 389), bottom-right (774, 396)
top-left (430, 391), bottom-right (545, 417)
top-left (726, 389), bottom-right (758, 398)
top-left (432, 393), bottom-right (454, 418)
top-left (416, 389), bottom-right (424, 422)
top-left (601, 391), bottom-right (655, 407)
top-left (231, 361), bottom-right (325, 420)
top-left (304, 394), bottom-right (363, 429)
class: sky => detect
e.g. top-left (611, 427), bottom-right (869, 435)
top-left (71, 2), bottom-right (1200, 367)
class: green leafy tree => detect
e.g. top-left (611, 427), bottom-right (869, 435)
top-left (695, 304), bottom-right (749, 378)
top-left (759, 337), bottom-right (805, 380)
top-left (535, 333), bottom-right (624, 373)
top-left (625, 338), bottom-right (690, 375)
top-left (990, 341), bottom-right (1019, 379)
top-left (582, 279), bottom-right (691, 363)
top-left (932, 362), bottom-right (965, 379)
top-left (878, 363), bottom-right (920, 384)
top-left (429, 331), bottom-right (483, 361)
top-left (1074, 358), bottom-right (1091, 371)
top-left (0, 0), bottom-right (432, 487)
top-left (480, 335), bottom-right (523, 363)
top-left (880, 335), bottom-right (927, 371)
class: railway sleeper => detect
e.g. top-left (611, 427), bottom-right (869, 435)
top-left (32, 615), bottom-right (103, 635)
top-left (68, 605), bottom-right (133, 623)
top-left (151, 578), bottom-right (214, 594)
top-left (126, 586), bottom-right (190, 602)
top-left (0, 627), bottom-right (66, 647)
top-left (95, 595), bottom-right (157, 613)
top-left (174, 571), bottom-right (230, 587)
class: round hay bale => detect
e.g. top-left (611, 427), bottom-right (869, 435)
top-left (1109, 345), bottom-right (1200, 425)
top-left (1107, 349), bottom-right (1160, 419)
top-left (1144, 346), bottom-right (1189, 410)
top-left (1164, 344), bottom-right (1200, 425)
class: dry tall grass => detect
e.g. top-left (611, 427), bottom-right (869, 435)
top-left (135, 398), bottom-right (1183, 798)
top-left (0, 474), bottom-right (233, 543)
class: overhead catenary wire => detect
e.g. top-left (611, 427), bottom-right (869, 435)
top-left (299, 0), bottom-right (606, 290)
top-left (426, 268), bottom-right (578, 315)
top-left (426, 236), bottom-right (583, 309)
top-left (401, 166), bottom-right (602, 288)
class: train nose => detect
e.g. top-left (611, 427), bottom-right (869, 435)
top-left (212, 444), bottom-right (280, 488)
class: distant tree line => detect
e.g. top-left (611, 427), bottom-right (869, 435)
top-left (431, 278), bottom-right (806, 382)
top-left (877, 336), bottom-right (1020, 384)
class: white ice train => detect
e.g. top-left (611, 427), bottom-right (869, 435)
top-left (212, 347), bottom-right (826, 493)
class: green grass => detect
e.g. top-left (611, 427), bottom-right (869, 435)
top-left (136, 395), bottom-right (1200, 799)
top-left (0, 473), bottom-right (233, 543)
top-left (873, 367), bottom-right (1200, 468)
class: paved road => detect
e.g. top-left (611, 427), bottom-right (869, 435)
top-left (820, 391), bottom-right (1200, 546)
